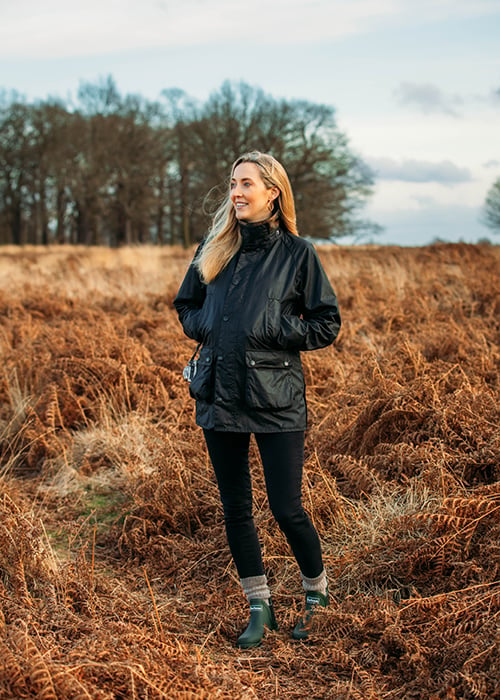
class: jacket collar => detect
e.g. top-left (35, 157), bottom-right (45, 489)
top-left (239, 215), bottom-right (281, 251)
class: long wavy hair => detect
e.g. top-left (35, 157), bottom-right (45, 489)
top-left (196, 151), bottom-right (298, 284)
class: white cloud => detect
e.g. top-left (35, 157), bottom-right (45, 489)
top-left (394, 82), bottom-right (500, 116)
top-left (488, 87), bottom-right (500, 105)
top-left (367, 179), bottom-right (487, 213)
top-left (367, 157), bottom-right (472, 184)
top-left (0, 0), bottom-right (391, 57)
top-left (393, 82), bottom-right (464, 117)
top-left (340, 111), bottom-right (500, 166)
top-left (2, 0), bottom-right (500, 58)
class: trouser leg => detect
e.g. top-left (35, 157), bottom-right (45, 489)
top-left (203, 429), bottom-right (265, 579)
top-left (255, 431), bottom-right (325, 580)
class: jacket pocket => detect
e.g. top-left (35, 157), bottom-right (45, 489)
top-left (189, 347), bottom-right (214, 403)
top-left (247, 297), bottom-right (281, 347)
top-left (245, 350), bottom-right (294, 411)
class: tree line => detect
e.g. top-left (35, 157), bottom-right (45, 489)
top-left (0, 77), bottom-right (379, 247)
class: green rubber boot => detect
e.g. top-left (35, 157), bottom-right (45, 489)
top-left (237, 599), bottom-right (278, 649)
top-left (292, 590), bottom-right (329, 640)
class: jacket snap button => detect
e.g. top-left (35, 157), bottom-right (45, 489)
top-left (250, 360), bottom-right (256, 366)
top-left (284, 361), bottom-right (289, 366)
top-left (223, 315), bottom-right (229, 321)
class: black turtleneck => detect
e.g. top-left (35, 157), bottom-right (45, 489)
top-left (239, 218), bottom-right (282, 252)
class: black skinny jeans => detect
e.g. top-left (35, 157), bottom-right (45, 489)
top-left (203, 429), bottom-right (324, 580)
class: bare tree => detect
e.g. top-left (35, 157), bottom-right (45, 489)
top-left (187, 81), bottom-right (377, 240)
top-left (0, 78), bottom-right (378, 246)
top-left (482, 177), bottom-right (500, 233)
top-left (0, 97), bottom-right (34, 244)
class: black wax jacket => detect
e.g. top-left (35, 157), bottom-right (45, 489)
top-left (174, 222), bottom-right (341, 432)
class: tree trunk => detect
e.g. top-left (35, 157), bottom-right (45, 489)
top-left (125, 217), bottom-right (132, 245)
top-left (182, 204), bottom-right (191, 248)
top-left (156, 172), bottom-right (165, 245)
top-left (11, 200), bottom-right (22, 245)
top-left (167, 178), bottom-right (175, 245)
top-left (180, 170), bottom-right (191, 248)
top-left (76, 201), bottom-right (89, 244)
top-left (56, 186), bottom-right (66, 243)
top-left (40, 186), bottom-right (49, 245)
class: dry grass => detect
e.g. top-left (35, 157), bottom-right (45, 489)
top-left (0, 242), bottom-right (499, 699)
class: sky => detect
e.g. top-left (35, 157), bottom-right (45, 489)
top-left (1, 0), bottom-right (500, 245)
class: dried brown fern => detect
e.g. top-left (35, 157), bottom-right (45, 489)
top-left (0, 244), bottom-right (498, 699)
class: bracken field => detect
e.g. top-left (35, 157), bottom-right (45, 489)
top-left (0, 242), bottom-right (498, 700)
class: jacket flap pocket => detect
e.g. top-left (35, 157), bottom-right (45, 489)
top-left (245, 350), bottom-right (294, 411)
top-left (198, 346), bottom-right (213, 365)
top-left (189, 346), bottom-right (214, 403)
top-left (246, 350), bottom-right (293, 370)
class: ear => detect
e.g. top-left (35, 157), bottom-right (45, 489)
top-left (269, 186), bottom-right (280, 201)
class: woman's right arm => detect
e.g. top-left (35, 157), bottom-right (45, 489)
top-left (173, 248), bottom-right (207, 342)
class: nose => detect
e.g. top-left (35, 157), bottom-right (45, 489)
top-left (231, 183), bottom-right (244, 199)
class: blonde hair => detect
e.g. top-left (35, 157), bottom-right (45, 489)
top-left (196, 151), bottom-right (298, 284)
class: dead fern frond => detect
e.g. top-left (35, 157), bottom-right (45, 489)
top-left (11, 628), bottom-right (57, 700)
top-left (0, 243), bottom-right (499, 700)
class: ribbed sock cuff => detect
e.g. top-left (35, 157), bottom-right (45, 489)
top-left (240, 575), bottom-right (271, 603)
top-left (301, 569), bottom-right (328, 596)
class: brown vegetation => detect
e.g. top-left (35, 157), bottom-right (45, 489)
top-left (0, 242), bottom-right (498, 699)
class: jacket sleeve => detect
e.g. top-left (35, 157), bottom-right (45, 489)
top-left (278, 243), bottom-right (341, 351)
top-left (173, 245), bottom-right (207, 342)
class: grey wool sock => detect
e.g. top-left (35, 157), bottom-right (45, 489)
top-left (301, 569), bottom-right (328, 596)
top-left (240, 574), bottom-right (271, 603)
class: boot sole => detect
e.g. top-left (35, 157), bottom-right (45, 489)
top-left (237, 622), bottom-right (278, 648)
top-left (237, 640), bottom-right (262, 649)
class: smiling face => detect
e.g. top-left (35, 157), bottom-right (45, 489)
top-left (230, 162), bottom-right (279, 223)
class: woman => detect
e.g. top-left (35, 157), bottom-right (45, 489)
top-left (174, 151), bottom-right (341, 648)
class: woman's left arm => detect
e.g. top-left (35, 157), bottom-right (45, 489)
top-left (278, 243), bottom-right (341, 351)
